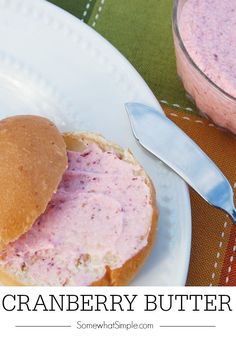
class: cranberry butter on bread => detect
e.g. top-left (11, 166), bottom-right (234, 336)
top-left (0, 115), bottom-right (158, 286)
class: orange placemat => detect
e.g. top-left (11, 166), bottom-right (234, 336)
top-left (163, 106), bottom-right (236, 286)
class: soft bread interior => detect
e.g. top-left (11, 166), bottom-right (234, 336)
top-left (0, 132), bottom-right (158, 286)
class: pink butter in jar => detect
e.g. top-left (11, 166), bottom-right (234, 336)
top-left (172, 0), bottom-right (236, 134)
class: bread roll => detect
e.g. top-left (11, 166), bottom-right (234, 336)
top-left (0, 123), bottom-right (158, 286)
top-left (0, 115), bottom-right (67, 251)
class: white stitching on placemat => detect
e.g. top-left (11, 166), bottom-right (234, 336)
top-left (160, 99), bottom-right (194, 112)
top-left (225, 241), bottom-right (236, 284)
top-left (209, 221), bottom-right (228, 286)
top-left (92, 0), bottom-right (105, 27)
top-left (224, 183), bottom-right (236, 284)
top-left (81, 0), bottom-right (93, 22)
top-left (166, 111), bottom-right (216, 129)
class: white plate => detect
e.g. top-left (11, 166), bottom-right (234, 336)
top-left (0, 0), bottom-right (191, 286)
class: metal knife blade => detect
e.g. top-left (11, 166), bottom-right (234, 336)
top-left (126, 102), bottom-right (236, 224)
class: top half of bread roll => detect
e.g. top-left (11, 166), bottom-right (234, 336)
top-left (0, 115), bottom-right (68, 251)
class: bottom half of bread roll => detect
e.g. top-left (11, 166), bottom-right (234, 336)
top-left (0, 132), bottom-right (158, 286)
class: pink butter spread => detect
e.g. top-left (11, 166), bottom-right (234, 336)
top-left (179, 0), bottom-right (236, 98)
top-left (175, 0), bottom-right (236, 133)
top-left (0, 143), bottom-right (153, 286)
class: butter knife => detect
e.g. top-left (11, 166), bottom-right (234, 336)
top-left (126, 102), bottom-right (236, 224)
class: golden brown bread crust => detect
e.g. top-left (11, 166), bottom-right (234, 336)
top-left (0, 115), bottom-right (67, 250)
top-left (0, 268), bottom-right (24, 286)
top-left (0, 131), bottom-right (158, 286)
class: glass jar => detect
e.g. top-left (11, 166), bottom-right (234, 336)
top-left (172, 0), bottom-right (236, 134)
